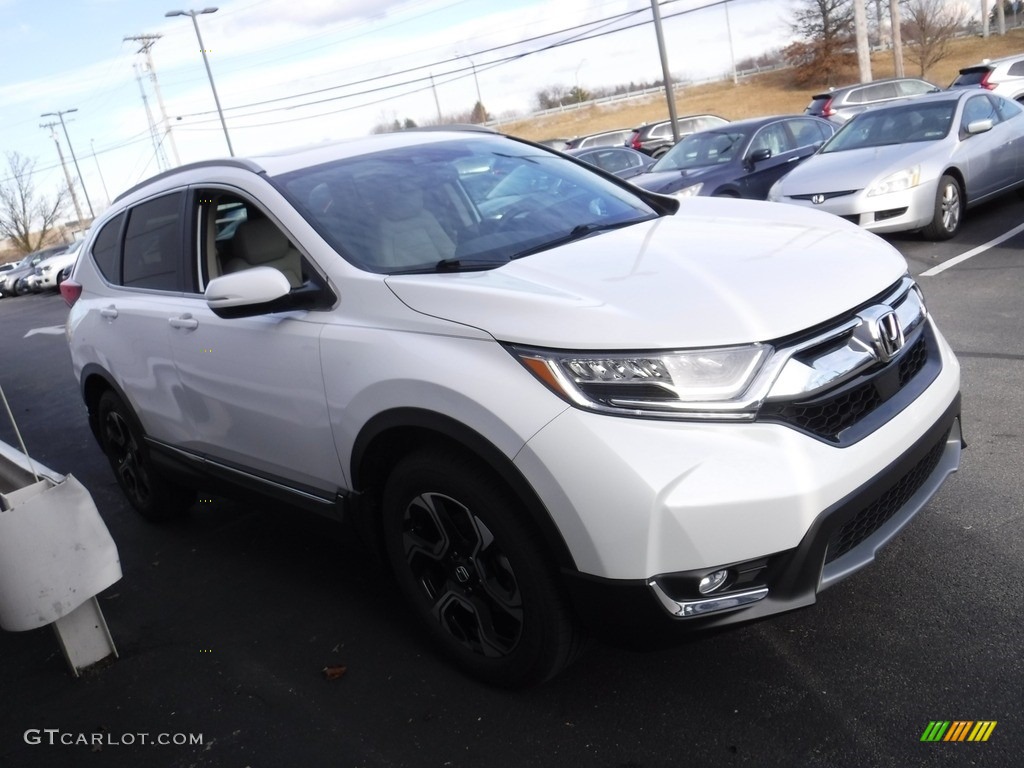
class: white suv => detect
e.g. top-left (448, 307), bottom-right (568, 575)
top-left (950, 54), bottom-right (1024, 102)
top-left (63, 129), bottom-right (962, 687)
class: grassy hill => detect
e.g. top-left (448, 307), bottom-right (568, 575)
top-left (500, 28), bottom-right (1024, 142)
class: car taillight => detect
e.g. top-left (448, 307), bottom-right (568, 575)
top-left (980, 72), bottom-right (996, 90)
top-left (821, 98), bottom-right (835, 118)
top-left (60, 278), bottom-right (82, 307)
top-left (629, 134), bottom-right (642, 150)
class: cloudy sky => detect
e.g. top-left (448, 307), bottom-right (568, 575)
top-left (1, 0), bottom-right (790, 215)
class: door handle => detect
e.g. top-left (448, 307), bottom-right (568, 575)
top-left (100, 306), bottom-right (118, 319)
top-left (168, 314), bottom-right (199, 330)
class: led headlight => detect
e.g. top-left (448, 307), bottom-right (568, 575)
top-left (511, 344), bottom-right (769, 419)
top-left (867, 166), bottom-right (920, 197)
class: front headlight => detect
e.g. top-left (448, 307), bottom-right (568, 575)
top-left (510, 344), bottom-right (769, 419)
top-left (867, 166), bottom-right (920, 197)
top-left (672, 183), bottom-right (703, 199)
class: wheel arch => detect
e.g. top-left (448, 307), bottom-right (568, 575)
top-left (79, 364), bottom-right (136, 445)
top-left (351, 407), bottom-right (578, 572)
top-left (942, 166), bottom-right (967, 204)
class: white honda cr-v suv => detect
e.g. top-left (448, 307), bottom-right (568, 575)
top-left (63, 128), bottom-right (962, 687)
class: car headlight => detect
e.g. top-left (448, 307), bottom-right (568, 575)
top-left (672, 183), bottom-right (703, 199)
top-left (510, 344), bottom-right (769, 419)
top-left (867, 166), bottom-right (920, 197)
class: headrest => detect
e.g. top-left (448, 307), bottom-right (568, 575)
top-left (234, 218), bottom-right (289, 265)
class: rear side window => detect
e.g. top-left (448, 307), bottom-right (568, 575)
top-left (899, 80), bottom-right (934, 97)
top-left (1008, 61), bottom-right (1024, 77)
top-left (90, 212), bottom-right (125, 283)
top-left (122, 192), bottom-right (185, 291)
top-left (789, 118), bottom-right (832, 147)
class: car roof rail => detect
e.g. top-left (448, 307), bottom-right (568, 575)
top-left (113, 158), bottom-right (266, 204)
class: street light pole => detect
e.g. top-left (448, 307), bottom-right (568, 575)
top-left (41, 109), bottom-right (95, 220)
top-left (165, 8), bottom-right (234, 156)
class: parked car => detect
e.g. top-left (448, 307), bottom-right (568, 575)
top-left (625, 114), bottom-right (728, 157)
top-left (562, 129), bottom-right (632, 150)
top-left (949, 53), bottom-right (1024, 102)
top-left (564, 146), bottom-right (655, 179)
top-left (770, 89), bottom-right (1024, 239)
top-left (805, 77), bottom-right (940, 124)
top-left (0, 245), bottom-right (67, 297)
top-left (30, 238), bottom-right (85, 291)
top-left (630, 115), bottom-right (835, 199)
top-left (64, 128), bottom-right (961, 687)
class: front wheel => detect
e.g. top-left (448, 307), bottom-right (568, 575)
top-left (382, 449), bottom-right (585, 687)
top-left (922, 175), bottom-right (963, 240)
top-left (97, 390), bottom-right (194, 521)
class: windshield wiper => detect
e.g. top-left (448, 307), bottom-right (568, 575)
top-left (388, 258), bottom-right (505, 275)
top-left (510, 220), bottom-right (640, 260)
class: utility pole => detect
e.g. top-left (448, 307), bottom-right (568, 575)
top-left (41, 122), bottom-right (85, 224)
top-left (854, 0), bottom-right (872, 82)
top-left (982, 0), bottom-right (990, 37)
top-left (890, 0), bottom-right (904, 77)
top-left (650, 0), bottom-right (680, 142)
top-left (134, 63), bottom-right (169, 171)
top-left (124, 34), bottom-right (181, 166)
top-left (41, 109), bottom-right (94, 220)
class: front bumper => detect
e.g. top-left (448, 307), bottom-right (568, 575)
top-left (776, 182), bottom-right (937, 235)
top-left (563, 396), bottom-right (961, 645)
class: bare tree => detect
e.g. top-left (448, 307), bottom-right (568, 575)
top-left (783, 0), bottom-right (857, 87)
top-left (0, 152), bottom-right (68, 255)
top-left (902, 0), bottom-right (970, 77)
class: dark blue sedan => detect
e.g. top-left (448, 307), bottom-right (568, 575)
top-left (630, 115), bottom-right (836, 200)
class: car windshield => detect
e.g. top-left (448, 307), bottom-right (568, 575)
top-left (274, 136), bottom-right (659, 274)
top-left (821, 101), bottom-right (956, 152)
top-left (649, 130), bottom-right (748, 172)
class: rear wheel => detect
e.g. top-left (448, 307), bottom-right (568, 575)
top-left (382, 448), bottom-right (584, 687)
top-left (97, 390), bottom-right (194, 521)
top-left (922, 175), bottom-right (962, 240)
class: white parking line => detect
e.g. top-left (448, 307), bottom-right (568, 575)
top-left (921, 221), bottom-right (1024, 277)
top-left (23, 325), bottom-right (66, 338)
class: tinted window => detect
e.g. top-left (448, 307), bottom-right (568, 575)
top-left (789, 118), bottom-right (831, 147)
top-left (1008, 61), bottom-right (1024, 76)
top-left (862, 82), bottom-right (899, 101)
top-left (898, 80), bottom-right (934, 96)
top-left (123, 192), bottom-right (185, 291)
top-left (749, 123), bottom-right (794, 156)
top-left (953, 68), bottom-right (989, 87)
top-left (993, 95), bottom-right (1024, 121)
top-left (91, 212), bottom-right (124, 283)
top-left (962, 94), bottom-right (1000, 129)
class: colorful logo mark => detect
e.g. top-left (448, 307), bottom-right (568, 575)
top-left (920, 721), bottom-right (997, 742)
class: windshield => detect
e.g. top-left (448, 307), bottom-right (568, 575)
top-left (275, 136), bottom-right (659, 274)
top-left (650, 130), bottom-right (748, 172)
top-left (821, 101), bottom-right (955, 152)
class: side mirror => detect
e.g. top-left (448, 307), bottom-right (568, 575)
top-left (966, 118), bottom-right (993, 135)
top-left (747, 148), bottom-right (772, 165)
top-left (206, 266), bottom-right (290, 313)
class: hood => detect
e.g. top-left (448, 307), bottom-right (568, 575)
top-left (632, 165), bottom-right (720, 194)
top-left (780, 142), bottom-right (942, 194)
top-left (385, 198), bottom-right (908, 349)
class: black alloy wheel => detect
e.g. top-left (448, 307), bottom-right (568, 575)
top-left (382, 448), bottom-right (584, 687)
top-left (97, 390), bottom-right (193, 521)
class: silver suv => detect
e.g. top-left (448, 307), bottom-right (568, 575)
top-left (950, 54), bottom-right (1024, 102)
top-left (805, 77), bottom-right (939, 123)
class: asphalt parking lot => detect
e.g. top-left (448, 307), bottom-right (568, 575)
top-left (0, 195), bottom-right (1022, 767)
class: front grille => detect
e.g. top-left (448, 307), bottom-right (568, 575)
top-left (825, 424), bottom-right (951, 563)
top-left (761, 332), bottom-right (931, 443)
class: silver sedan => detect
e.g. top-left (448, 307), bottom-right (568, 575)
top-left (768, 89), bottom-right (1024, 239)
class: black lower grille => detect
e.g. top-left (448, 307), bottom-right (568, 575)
top-left (825, 424), bottom-right (951, 563)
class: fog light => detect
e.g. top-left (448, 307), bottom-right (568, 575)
top-left (698, 569), bottom-right (729, 595)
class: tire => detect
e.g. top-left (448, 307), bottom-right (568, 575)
top-left (922, 175), bottom-right (963, 240)
top-left (97, 390), bottom-right (194, 521)
top-left (381, 448), bottom-right (585, 687)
